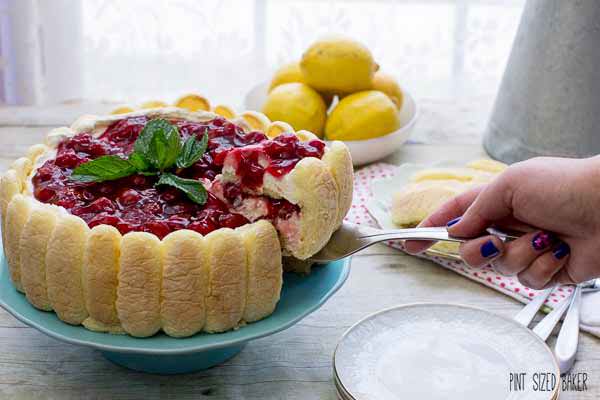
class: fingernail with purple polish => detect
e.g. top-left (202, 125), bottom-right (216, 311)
top-left (481, 240), bottom-right (499, 258)
top-left (531, 231), bottom-right (556, 251)
top-left (553, 242), bottom-right (570, 259)
top-left (447, 217), bottom-right (461, 227)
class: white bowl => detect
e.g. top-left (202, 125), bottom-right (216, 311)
top-left (244, 82), bottom-right (419, 166)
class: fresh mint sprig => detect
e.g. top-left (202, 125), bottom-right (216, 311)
top-left (156, 173), bottom-right (207, 204)
top-left (177, 129), bottom-right (208, 168)
top-left (135, 119), bottom-right (181, 171)
top-left (68, 155), bottom-right (137, 183)
top-left (70, 119), bottom-right (209, 205)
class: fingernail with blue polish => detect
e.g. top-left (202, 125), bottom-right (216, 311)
top-left (447, 217), bottom-right (461, 227)
top-left (553, 242), bottom-right (570, 259)
top-left (481, 240), bottom-right (499, 258)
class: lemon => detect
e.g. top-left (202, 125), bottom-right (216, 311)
top-left (269, 62), bottom-right (334, 106)
top-left (140, 100), bottom-right (168, 109)
top-left (325, 90), bottom-right (400, 141)
top-left (174, 94), bottom-right (210, 112)
top-left (269, 62), bottom-right (305, 92)
top-left (212, 104), bottom-right (236, 119)
top-left (111, 106), bottom-right (135, 115)
top-left (300, 36), bottom-right (378, 94)
top-left (240, 111), bottom-right (271, 132)
top-left (262, 83), bottom-right (327, 137)
top-left (372, 72), bottom-right (403, 110)
top-left (266, 121), bottom-right (295, 138)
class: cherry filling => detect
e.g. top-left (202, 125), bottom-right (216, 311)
top-left (228, 133), bottom-right (326, 190)
top-left (31, 117), bottom-right (326, 238)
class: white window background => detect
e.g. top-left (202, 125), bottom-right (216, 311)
top-left (0, 0), bottom-right (523, 108)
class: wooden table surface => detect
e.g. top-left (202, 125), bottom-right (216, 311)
top-left (0, 110), bottom-right (598, 400)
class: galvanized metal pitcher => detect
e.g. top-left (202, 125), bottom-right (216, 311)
top-left (484, 0), bottom-right (600, 163)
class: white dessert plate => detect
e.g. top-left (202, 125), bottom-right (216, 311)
top-left (244, 82), bottom-right (419, 166)
top-left (333, 303), bottom-right (559, 400)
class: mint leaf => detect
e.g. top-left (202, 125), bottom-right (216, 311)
top-left (156, 173), bottom-right (207, 205)
top-left (128, 151), bottom-right (150, 171)
top-left (133, 119), bottom-right (165, 156)
top-left (134, 119), bottom-right (181, 171)
top-left (70, 155), bottom-right (136, 182)
top-left (151, 128), bottom-right (180, 170)
top-left (176, 132), bottom-right (208, 169)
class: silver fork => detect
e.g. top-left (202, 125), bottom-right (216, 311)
top-left (514, 279), bottom-right (600, 374)
top-left (309, 221), bottom-right (517, 263)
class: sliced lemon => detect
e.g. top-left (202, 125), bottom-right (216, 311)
top-left (212, 104), bottom-right (236, 119)
top-left (111, 106), bottom-right (135, 115)
top-left (140, 100), bottom-right (168, 109)
top-left (266, 121), bottom-right (294, 138)
top-left (174, 94), bottom-right (210, 112)
top-left (240, 111), bottom-right (271, 132)
top-left (295, 130), bottom-right (319, 142)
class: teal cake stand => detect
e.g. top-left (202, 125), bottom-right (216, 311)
top-left (0, 254), bottom-right (350, 374)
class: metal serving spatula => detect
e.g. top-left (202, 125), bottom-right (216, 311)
top-left (309, 221), bottom-right (517, 263)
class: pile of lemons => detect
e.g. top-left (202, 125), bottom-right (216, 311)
top-left (263, 36), bottom-right (403, 141)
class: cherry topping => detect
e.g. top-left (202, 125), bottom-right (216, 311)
top-left (188, 219), bottom-right (218, 235)
top-left (143, 221), bottom-right (171, 239)
top-left (219, 213), bottom-right (249, 229)
top-left (31, 116), bottom-right (322, 236)
top-left (55, 151), bottom-right (88, 168)
top-left (88, 213), bottom-right (121, 229)
top-left (166, 216), bottom-right (189, 230)
top-left (230, 147), bottom-right (266, 190)
top-left (34, 186), bottom-right (56, 202)
top-left (118, 189), bottom-right (141, 206)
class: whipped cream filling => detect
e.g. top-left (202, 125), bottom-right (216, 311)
top-left (210, 177), bottom-right (302, 249)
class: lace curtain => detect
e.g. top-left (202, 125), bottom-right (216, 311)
top-left (0, 0), bottom-right (523, 106)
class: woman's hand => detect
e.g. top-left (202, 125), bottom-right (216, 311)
top-left (404, 156), bottom-right (600, 289)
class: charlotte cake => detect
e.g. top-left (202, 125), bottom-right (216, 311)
top-left (0, 108), bottom-right (353, 337)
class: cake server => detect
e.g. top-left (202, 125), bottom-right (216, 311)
top-left (309, 221), bottom-right (518, 263)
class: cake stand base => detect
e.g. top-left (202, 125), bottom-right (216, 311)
top-left (101, 343), bottom-right (245, 374)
